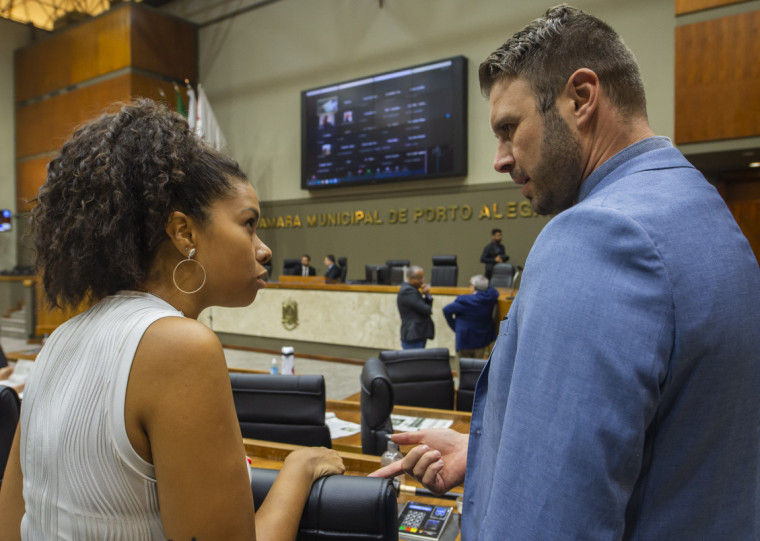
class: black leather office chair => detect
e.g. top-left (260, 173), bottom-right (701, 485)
top-left (490, 262), bottom-right (515, 288)
top-left (282, 258), bottom-right (301, 277)
top-left (251, 468), bottom-right (398, 541)
top-left (230, 373), bottom-right (332, 447)
top-left (360, 358), bottom-right (394, 456)
top-left (0, 385), bottom-right (20, 489)
top-left (378, 348), bottom-right (454, 410)
top-left (385, 260), bottom-right (409, 286)
top-left (337, 257), bottom-right (348, 283)
top-left (456, 357), bottom-right (488, 412)
top-left (376, 265), bottom-right (391, 285)
top-left (430, 255), bottom-right (458, 286)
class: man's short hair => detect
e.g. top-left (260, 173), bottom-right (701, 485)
top-left (471, 274), bottom-right (490, 291)
top-left (478, 5), bottom-right (647, 118)
top-left (302, 254), bottom-right (310, 261)
top-left (326, 254), bottom-right (335, 264)
top-left (492, 228), bottom-right (502, 236)
top-left (407, 265), bottom-right (424, 280)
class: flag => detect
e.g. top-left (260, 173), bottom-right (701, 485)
top-left (187, 85), bottom-right (197, 131)
top-left (195, 84), bottom-right (227, 151)
top-left (174, 83), bottom-right (187, 117)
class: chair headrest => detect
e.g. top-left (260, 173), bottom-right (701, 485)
top-left (432, 255), bottom-right (457, 266)
top-left (459, 357), bottom-right (488, 374)
top-left (230, 373), bottom-right (325, 395)
top-left (385, 259), bottom-right (410, 268)
top-left (282, 258), bottom-right (301, 268)
top-left (338, 257), bottom-right (347, 266)
top-left (492, 262), bottom-right (514, 273)
top-left (378, 347), bottom-right (450, 364)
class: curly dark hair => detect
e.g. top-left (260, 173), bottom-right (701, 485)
top-left (479, 5), bottom-right (647, 118)
top-left (32, 99), bottom-right (247, 309)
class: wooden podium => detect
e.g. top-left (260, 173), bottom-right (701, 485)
top-left (277, 276), bottom-right (336, 285)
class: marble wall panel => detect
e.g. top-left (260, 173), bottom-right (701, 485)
top-left (203, 288), bottom-right (458, 352)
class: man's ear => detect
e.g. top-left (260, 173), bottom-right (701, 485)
top-left (164, 211), bottom-right (196, 256)
top-left (562, 68), bottom-right (599, 130)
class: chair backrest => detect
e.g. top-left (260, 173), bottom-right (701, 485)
top-left (360, 358), bottom-right (394, 456)
top-left (337, 257), bottom-right (347, 283)
top-left (282, 258), bottom-right (301, 276)
top-left (376, 265), bottom-right (391, 285)
top-left (456, 357), bottom-right (488, 412)
top-left (230, 373), bottom-right (332, 447)
top-left (430, 255), bottom-right (458, 287)
top-left (251, 467), bottom-right (398, 541)
top-left (0, 385), bottom-right (20, 487)
top-left (490, 262), bottom-right (515, 288)
top-left (385, 259), bottom-right (409, 286)
top-left (0, 345), bottom-right (8, 369)
top-left (378, 348), bottom-right (454, 410)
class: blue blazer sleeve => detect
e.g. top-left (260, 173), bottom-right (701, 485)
top-left (442, 298), bottom-right (461, 331)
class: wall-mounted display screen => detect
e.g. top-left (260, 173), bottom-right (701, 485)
top-left (301, 56), bottom-right (467, 190)
top-left (0, 210), bottom-right (11, 232)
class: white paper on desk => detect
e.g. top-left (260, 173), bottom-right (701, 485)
top-left (8, 359), bottom-right (33, 383)
top-left (325, 412), bottom-right (362, 439)
top-left (390, 414), bottom-right (454, 432)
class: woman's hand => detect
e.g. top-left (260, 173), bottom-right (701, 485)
top-left (284, 446), bottom-right (346, 483)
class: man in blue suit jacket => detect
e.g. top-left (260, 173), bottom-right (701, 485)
top-left (442, 275), bottom-right (498, 359)
top-left (372, 6), bottom-right (760, 540)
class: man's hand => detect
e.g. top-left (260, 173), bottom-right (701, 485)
top-left (495, 255), bottom-right (503, 263)
top-left (368, 429), bottom-right (468, 495)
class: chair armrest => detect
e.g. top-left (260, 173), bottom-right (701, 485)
top-left (251, 468), bottom-right (399, 540)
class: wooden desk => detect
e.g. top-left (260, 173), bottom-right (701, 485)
top-left (277, 275), bottom-right (336, 285)
top-left (327, 399), bottom-right (471, 454)
top-left (5, 348), bottom-right (40, 361)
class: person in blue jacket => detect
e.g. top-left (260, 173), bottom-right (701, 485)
top-left (372, 5), bottom-right (760, 539)
top-left (442, 274), bottom-right (499, 360)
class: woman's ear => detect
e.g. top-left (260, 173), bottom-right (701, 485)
top-left (164, 211), bottom-right (195, 256)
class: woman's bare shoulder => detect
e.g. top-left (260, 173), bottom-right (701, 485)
top-left (137, 317), bottom-right (225, 371)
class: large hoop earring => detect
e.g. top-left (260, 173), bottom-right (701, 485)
top-left (172, 247), bottom-right (207, 294)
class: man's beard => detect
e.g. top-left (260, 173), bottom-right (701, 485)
top-left (527, 107), bottom-right (584, 216)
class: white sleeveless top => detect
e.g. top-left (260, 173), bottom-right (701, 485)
top-left (19, 291), bottom-right (182, 540)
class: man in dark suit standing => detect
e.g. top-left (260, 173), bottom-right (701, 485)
top-left (480, 228), bottom-right (509, 279)
top-left (299, 255), bottom-right (316, 277)
top-left (397, 266), bottom-right (434, 349)
top-left (324, 254), bottom-right (341, 281)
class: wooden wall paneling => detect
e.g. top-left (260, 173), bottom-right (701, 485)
top-left (722, 178), bottom-right (760, 263)
top-left (676, 0), bottom-right (751, 15)
top-left (14, 6), bottom-right (131, 103)
top-left (16, 73), bottom-right (133, 159)
top-left (130, 73), bottom-right (188, 107)
top-left (675, 11), bottom-right (760, 144)
top-left (35, 281), bottom-right (89, 337)
top-left (130, 6), bottom-right (198, 84)
top-left (16, 155), bottom-right (55, 212)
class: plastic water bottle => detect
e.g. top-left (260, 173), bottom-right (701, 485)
top-left (281, 346), bottom-right (295, 375)
top-left (380, 439), bottom-right (405, 485)
top-left (270, 358), bottom-right (279, 375)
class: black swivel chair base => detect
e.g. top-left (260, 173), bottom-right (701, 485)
top-left (251, 467), bottom-right (399, 540)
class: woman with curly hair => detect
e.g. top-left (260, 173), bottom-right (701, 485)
top-left (0, 99), bottom-right (344, 540)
